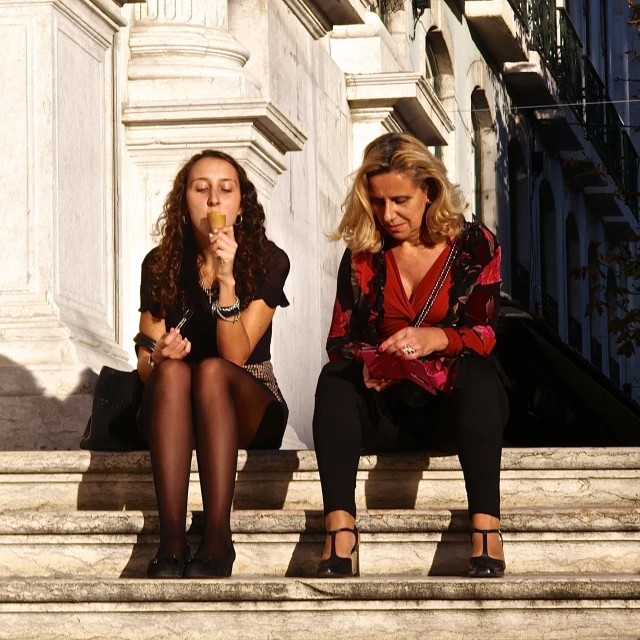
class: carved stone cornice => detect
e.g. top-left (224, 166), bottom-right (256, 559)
top-left (122, 98), bottom-right (306, 154)
top-left (346, 72), bottom-right (454, 144)
top-left (281, 0), bottom-right (366, 40)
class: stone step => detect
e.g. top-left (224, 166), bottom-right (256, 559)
top-left (0, 576), bottom-right (639, 639)
top-left (1, 448), bottom-right (638, 511)
top-left (1, 508), bottom-right (639, 578)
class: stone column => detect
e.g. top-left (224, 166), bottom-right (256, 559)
top-left (127, 0), bottom-right (261, 101)
top-left (0, 0), bottom-right (128, 449)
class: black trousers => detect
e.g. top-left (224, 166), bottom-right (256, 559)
top-left (312, 356), bottom-right (509, 518)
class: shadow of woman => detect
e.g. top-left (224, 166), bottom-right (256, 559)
top-left (362, 421), bottom-right (468, 576)
top-left (427, 509), bottom-right (469, 576)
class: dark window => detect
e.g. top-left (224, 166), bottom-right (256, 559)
top-left (583, 0), bottom-right (591, 58)
top-left (425, 38), bottom-right (441, 98)
top-left (471, 102), bottom-right (482, 223)
top-left (600, 0), bottom-right (609, 89)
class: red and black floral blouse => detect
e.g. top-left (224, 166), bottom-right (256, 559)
top-left (326, 222), bottom-right (502, 392)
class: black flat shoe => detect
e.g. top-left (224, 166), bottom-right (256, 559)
top-left (147, 543), bottom-right (190, 579)
top-left (183, 544), bottom-right (236, 578)
top-left (317, 526), bottom-right (360, 578)
top-left (468, 528), bottom-right (506, 578)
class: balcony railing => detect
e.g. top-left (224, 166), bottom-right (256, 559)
top-left (609, 357), bottom-right (621, 389)
top-left (583, 57), bottom-right (625, 185)
top-left (590, 338), bottom-right (603, 370)
top-left (508, 0), bottom-right (528, 25)
top-left (529, 0), bottom-right (557, 71)
top-left (622, 131), bottom-right (640, 214)
top-left (568, 315), bottom-right (583, 353)
top-left (584, 57), bottom-right (606, 153)
top-left (556, 8), bottom-right (583, 121)
top-left (541, 290), bottom-right (559, 334)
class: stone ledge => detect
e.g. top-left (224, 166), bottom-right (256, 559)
top-left (346, 72), bottom-right (453, 145)
top-left (1, 575), bottom-right (640, 603)
top-left (3, 508), bottom-right (640, 535)
top-left (1, 448), bottom-right (638, 474)
top-left (122, 98), bottom-right (306, 154)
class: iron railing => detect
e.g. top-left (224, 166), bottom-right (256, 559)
top-left (583, 56), bottom-right (606, 155)
top-left (541, 290), bottom-right (559, 334)
top-left (568, 316), bottom-right (583, 353)
top-left (583, 57), bottom-right (624, 185)
top-left (590, 338), bottom-right (603, 370)
top-left (508, 0), bottom-right (528, 26)
top-left (529, 0), bottom-right (557, 72)
top-left (609, 357), bottom-right (621, 389)
top-left (622, 131), bottom-right (640, 215)
top-left (556, 8), bottom-right (583, 121)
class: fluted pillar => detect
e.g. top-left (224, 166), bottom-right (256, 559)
top-left (127, 0), bottom-right (260, 101)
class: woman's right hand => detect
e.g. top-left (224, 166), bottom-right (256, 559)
top-left (151, 328), bottom-right (191, 364)
top-left (363, 363), bottom-right (394, 392)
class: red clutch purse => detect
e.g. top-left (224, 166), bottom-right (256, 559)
top-left (360, 347), bottom-right (438, 394)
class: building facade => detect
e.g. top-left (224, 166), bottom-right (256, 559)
top-left (1, 0), bottom-right (638, 448)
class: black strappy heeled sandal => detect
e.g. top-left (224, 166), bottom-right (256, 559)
top-left (317, 526), bottom-right (360, 578)
top-left (468, 528), bottom-right (506, 578)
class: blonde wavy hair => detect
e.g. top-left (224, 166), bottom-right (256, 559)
top-left (335, 132), bottom-right (466, 253)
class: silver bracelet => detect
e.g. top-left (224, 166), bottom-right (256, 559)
top-left (215, 307), bottom-right (241, 323)
top-left (212, 295), bottom-right (240, 318)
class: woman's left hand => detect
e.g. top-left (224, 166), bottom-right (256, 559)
top-left (209, 226), bottom-right (237, 281)
top-left (378, 327), bottom-right (449, 360)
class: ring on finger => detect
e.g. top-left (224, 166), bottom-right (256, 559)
top-left (401, 342), bottom-right (416, 355)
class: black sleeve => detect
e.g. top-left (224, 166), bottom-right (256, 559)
top-left (139, 249), bottom-right (163, 319)
top-left (253, 244), bottom-right (290, 309)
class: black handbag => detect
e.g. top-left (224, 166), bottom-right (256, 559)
top-left (79, 333), bottom-right (156, 451)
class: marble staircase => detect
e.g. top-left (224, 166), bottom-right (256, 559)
top-left (0, 448), bottom-right (639, 638)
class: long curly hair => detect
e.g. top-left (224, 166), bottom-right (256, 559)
top-left (147, 150), bottom-right (269, 313)
top-left (335, 132), bottom-right (466, 253)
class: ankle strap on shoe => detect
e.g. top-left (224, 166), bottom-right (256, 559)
top-left (471, 528), bottom-right (504, 551)
top-left (327, 526), bottom-right (359, 536)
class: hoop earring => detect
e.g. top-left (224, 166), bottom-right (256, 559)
top-left (234, 214), bottom-right (243, 227)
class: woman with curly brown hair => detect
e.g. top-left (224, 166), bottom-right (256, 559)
top-left (136, 150), bottom-right (290, 579)
top-left (313, 132), bottom-right (509, 578)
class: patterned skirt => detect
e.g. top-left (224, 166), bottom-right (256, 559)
top-left (243, 360), bottom-right (288, 416)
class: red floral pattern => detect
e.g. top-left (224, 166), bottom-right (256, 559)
top-left (326, 222), bottom-right (502, 391)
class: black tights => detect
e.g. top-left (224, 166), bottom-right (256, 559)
top-left (312, 356), bottom-right (509, 519)
top-left (138, 358), bottom-right (285, 560)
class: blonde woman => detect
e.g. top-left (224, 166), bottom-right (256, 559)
top-left (312, 132), bottom-right (509, 578)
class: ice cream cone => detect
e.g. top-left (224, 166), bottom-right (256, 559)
top-left (207, 210), bottom-right (226, 230)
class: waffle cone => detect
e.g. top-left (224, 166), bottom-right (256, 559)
top-left (207, 211), bottom-right (226, 230)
